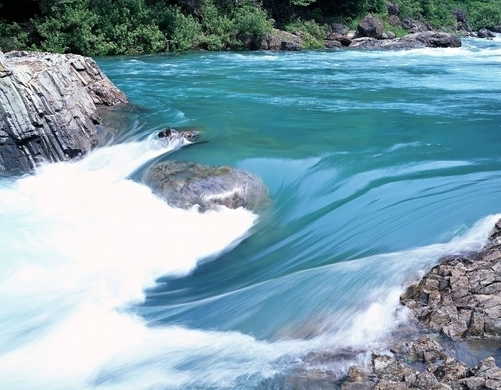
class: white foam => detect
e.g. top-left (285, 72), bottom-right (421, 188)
top-left (0, 139), bottom-right (258, 389)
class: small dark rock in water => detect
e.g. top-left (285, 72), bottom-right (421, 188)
top-left (143, 160), bottom-right (268, 212)
top-left (157, 128), bottom-right (200, 142)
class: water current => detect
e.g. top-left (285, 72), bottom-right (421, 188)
top-left (1, 37), bottom-right (501, 389)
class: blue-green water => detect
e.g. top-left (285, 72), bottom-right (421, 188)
top-left (1, 38), bottom-right (501, 389)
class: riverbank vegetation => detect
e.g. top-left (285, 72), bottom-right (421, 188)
top-left (1, 0), bottom-right (500, 55)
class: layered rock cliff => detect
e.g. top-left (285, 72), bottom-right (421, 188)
top-left (0, 50), bottom-right (128, 175)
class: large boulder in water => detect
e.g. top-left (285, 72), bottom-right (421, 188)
top-left (0, 50), bottom-right (128, 175)
top-left (143, 161), bottom-right (268, 212)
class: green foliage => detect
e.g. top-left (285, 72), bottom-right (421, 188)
top-left (0, 21), bottom-right (29, 52)
top-left (284, 19), bottom-right (325, 49)
top-left (466, 1), bottom-right (501, 30)
top-left (153, 6), bottom-right (202, 52)
top-left (90, 0), bottom-right (167, 55)
top-left (32, 0), bottom-right (100, 54)
top-left (2, 0), bottom-right (501, 55)
top-left (291, 0), bottom-right (317, 6)
top-left (199, 0), bottom-right (272, 50)
top-left (200, 0), bottom-right (234, 49)
top-left (396, 0), bottom-right (456, 30)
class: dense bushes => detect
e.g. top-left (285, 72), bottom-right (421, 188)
top-left (0, 0), bottom-right (500, 55)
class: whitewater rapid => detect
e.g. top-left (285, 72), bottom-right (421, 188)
top-left (1, 39), bottom-right (501, 389)
top-left (0, 134), bottom-right (498, 389)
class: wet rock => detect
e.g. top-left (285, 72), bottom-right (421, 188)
top-left (0, 50), bottom-right (128, 174)
top-left (401, 218), bottom-right (501, 341)
top-left (478, 28), bottom-right (496, 39)
top-left (350, 32), bottom-right (461, 49)
top-left (143, 160), bottom-right (268, 212)
top-left (341, 336), bottom-right (501, 390)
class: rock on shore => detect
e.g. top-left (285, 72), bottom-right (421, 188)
top-left (342, 336), bottom-right (501, 390)
top-left (401, 220), bottom-right (501, 341)
top-left (0, 50), bottom-right (128, 174)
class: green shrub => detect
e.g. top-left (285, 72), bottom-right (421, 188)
top-left (233, 3), bottom-right (273, 42)
top-left (90, 0), bottom-right (167, 54)
top-left (0, 21), bottom-right (29, 52)
top-left (154, 6), bottom-right (202, 52)
top-left (466, 1), bottom-right (501, 30)
top-left (284, 19), bottom-right (326, 49)
top-left (32, 0), bottom-right (100, 54)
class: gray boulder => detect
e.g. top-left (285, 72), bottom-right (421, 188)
top-left (478, 28), bottom-right (496, 38)
top-left (143, 160), bottom-right (268, 212)
top-left (357, 15), bottom-right (384, 39)
top-left (0, 50), bottom-right (128, 175)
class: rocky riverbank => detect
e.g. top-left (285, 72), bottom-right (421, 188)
top-left (262, 1), bottom-right (499, 52)
top-left (0, 50), bottom-right (128, 174)
top-left (337, 220), bottom-right (501, 389)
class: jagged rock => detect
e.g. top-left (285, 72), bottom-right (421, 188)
top-left (143, 160), bottom-right (268, 212)
top-left (401, 218), bottom-right (501, 341)
top-left (341, 336), bottom-right (501, 390)
top-left (357, 15), bottom-right (384, 39)
top-left (0, 50), bottom-right (128, 174)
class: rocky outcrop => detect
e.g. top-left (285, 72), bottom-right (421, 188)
top-left (401, 219), bottom-right (501, 341)
top-left (342, 336), bottom-right (501, 390)
top-left (143, 160), bottom-right (268, 212)
top-left (0, 50), bottom-right (128, 174)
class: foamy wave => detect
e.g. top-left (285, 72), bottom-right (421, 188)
top-left (0, 138), bottom-right (259, 389)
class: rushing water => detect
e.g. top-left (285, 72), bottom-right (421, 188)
top-left (1, 37), bottom-right (501, 389)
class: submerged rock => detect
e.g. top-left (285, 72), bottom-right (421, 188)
top-left (143, 160), bottom-right (268, 212)
top-left (0, 50), bottom-right (128, 174)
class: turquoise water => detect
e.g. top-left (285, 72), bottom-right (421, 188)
top-left (1, 38), bottom-right (501, 389)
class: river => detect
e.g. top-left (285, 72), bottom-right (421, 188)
top-left (1, 37), bottom-right (501, 389)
